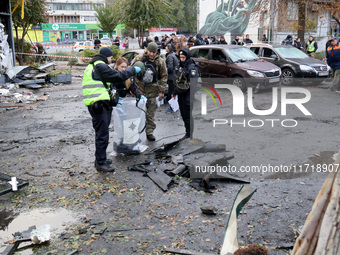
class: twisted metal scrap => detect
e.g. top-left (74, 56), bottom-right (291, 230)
top-left (200, 0), bottom-right (259, 36)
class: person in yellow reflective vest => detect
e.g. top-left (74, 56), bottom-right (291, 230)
top-left (306, 36), bottom-right (318, 58)
top-left (82, 47), bottom-right (141, 172)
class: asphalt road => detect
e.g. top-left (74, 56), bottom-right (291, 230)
top-left (0, 62), bottom-right (339, 254)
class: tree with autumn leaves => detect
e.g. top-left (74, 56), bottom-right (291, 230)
top-left (11, 0), bottom-right (47, 65)
top-left (253, 0), bottom-right (339, 44)
top-left (95, 0), bottom-right (197, 48)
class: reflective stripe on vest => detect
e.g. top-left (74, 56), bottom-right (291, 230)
top-left (82, 60), bottom-right (110, 106)
top-left (307, 41), bottom-right (315, 52)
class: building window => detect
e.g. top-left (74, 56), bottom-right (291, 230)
top-left (83, 16), bottom-right (98, 22)
top-left (287, 2), bottom-right (298, 21)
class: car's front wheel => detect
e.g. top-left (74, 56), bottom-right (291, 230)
top-left (281, 68), bottom-right (295, 86)
top-left (233, 76), bottom-right (247, 91)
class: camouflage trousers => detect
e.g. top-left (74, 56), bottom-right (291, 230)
top-left (145, 97), bottom-right (157, 135)
top-left (331, 69), bottom-right (340, 91)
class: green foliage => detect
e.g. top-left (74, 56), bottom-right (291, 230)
top-left (108, 46), bottom-right (123, 59)
top-left (82, 49), bottom-right (100, 58)
top-left (114, 0), bottom-right (172, 46)
top-left (168, 0), bottom-right (197, 33)
top-left (11, 0), bottom-right (47, 64)
top-left (14, 38), bottom-right (32, 53)
top-left (50, 70), bottom-right (72, 76)
top-left (68, 58), bottom-right (78, 66)
top-left (121, 27), bottom-right (134, 38)
top-left (94, 3), bottom-right (119, 34)
top-left (11, 0), bottom-right (47, 50)
top-left (53, 51), bottom-right (72, 56)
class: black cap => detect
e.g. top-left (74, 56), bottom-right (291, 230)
top-left (179, 48), bottom-right (190, 58)
top-left (100, 47), bottom-right (113, 57)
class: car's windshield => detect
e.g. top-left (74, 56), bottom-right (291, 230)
top-left (225, 48), bottom-right (259, 62)
top-left (275, 47), bottom-right (309, 58)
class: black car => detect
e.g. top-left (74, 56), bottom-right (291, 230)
top-left (246, 44), bottom-right (331, 85)
top-left (190, 45), bottom-right (281, 91)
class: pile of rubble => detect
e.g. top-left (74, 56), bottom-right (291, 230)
top-left (0, 62), bottom-right (71, 110)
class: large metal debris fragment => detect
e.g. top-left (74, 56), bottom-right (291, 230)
top-left (146, 169), bottom-right (175, 192)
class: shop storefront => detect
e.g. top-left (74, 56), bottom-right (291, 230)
top-left (41, 23), bottom-right (87, 42)
top-left (41, 23), bottom-right (126, 42)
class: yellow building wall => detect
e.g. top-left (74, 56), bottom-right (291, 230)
top-left (12, 30), bottom-right (43, 42)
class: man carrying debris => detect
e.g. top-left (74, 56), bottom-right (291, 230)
top-left (82, 47), bottom-right (141, 172)
top-left (132, 42), bottom-right (168, 141)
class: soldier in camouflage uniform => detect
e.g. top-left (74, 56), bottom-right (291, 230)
top-left (132, 42), bottom-right (168, 141)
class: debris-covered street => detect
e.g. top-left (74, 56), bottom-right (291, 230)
top-left (0, 61), bottom-right (339, 255)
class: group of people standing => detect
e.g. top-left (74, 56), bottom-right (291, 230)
top-left (191, 33), bottom-right (254, 46)
top-left (281, 35), bottom-right (319, 57)
top-left (82, 39), bottom-right (198, 172)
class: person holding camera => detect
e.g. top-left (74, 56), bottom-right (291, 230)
top-left (82, 48), bottom-right (141, 172)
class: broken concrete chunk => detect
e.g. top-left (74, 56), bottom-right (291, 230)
top-left (200, 206), bottom-right (218, 215)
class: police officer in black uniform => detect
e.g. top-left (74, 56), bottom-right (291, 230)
top-left (82, 47), bottom-right (141, 172)
top-left (174, 48), bottom-right (199, 140)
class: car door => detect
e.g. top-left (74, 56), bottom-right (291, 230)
top-left (208, 49), bottom-right (229, 84)
top-left (260, 47), bottom-right (278, 65)
top-left (85, 41), bottom-right (92, 50)
top-left (190, 48), bottom-right (210, 79)
top-left (123, 52), bottom-right (138, 65)
top-left (259, 47), bottom-right (286, 69)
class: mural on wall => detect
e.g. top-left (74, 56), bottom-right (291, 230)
top-left (199, 0), bottom-right (259, 36)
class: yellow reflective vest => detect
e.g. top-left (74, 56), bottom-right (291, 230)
top-left (82, 60), bottom-right (110, 106)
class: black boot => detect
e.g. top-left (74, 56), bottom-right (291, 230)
top-left (147, 134), bottom-right (156, 141)
top-left (95, 161), bottom-right (115, 172)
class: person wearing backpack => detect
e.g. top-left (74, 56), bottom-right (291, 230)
top-left (132, 42), bottom-right (168, 141)
top-left (173, 47), bottom-right (199, 140)
top-left (165, 43), bottom-right (179, 112)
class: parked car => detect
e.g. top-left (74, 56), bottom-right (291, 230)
top-left (39, 41), bottom-right (57, 46)
top-left (122, 48), bottom-right (167, 64)
top-left (72, 41), bottom-right (108, 52)
top-left (100, 37), bottom-right (112, 45)
top-left (62, 38), bottom-right (78, 45)
top-left (189, 45), bottom-right (281, 91)
top-left (245, 43), bottom-right (331, 85)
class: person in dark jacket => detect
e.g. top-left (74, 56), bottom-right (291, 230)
top-left (326, 37), bottom-right (340, 92)
top-left (231, 36), bottom-right (244, 45)
top-left (154, 36), bottom-right (162, 48)
top-left (211, 36), bottom-right (218, 44)
top-left (244, 34), bottom-right (253, 44)
top-left (194, 34), bottom-right (203, 46)
top-left (262, 34), bottom-right (268, 43)
top-left (203, 35), bottom-right (210, 45)
top-left (113, 36), bottom-right (120, 48)
top-left (94, 37), bottom-right (101, 49)
top-left (325, 35), bottom-right (332, 52)
top-left (174, 47), bottom-right (199, 140)
top-left (161, 36), bottom-right (167, 49)
top-left (282, 35), bottom-right (293, 45)
top-left (142, 36), bottom-right (152, 49)
top-left (218, 35), bottom-right (228, 44)
top-left (306, 36), bottom-right (318, 57)
top-left (82, 47), bottom-right (141, 172)
top-left (293, 38), bottom-right (304, 50)
top-left (165, 43), bottom-right (179, 112)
